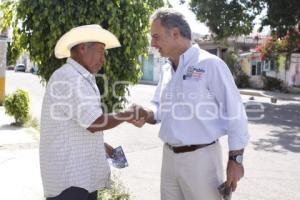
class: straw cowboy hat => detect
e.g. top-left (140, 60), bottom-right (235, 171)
top-left (54, 24), bottom-right (121, 59)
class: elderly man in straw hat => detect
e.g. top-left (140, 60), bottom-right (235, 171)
top-left (40, 25), bottom-right (146, 200)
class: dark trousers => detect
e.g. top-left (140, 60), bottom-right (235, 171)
top-left (46, 187), bottom-right (97, 200)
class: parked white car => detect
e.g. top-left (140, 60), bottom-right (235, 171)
top-left (14, 64), bottom-right (26, 72)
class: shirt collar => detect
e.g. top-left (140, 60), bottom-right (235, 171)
top-left (67, 58), bottom-right (93, 79)
top-left (179, 44), bottom-right (200, 67)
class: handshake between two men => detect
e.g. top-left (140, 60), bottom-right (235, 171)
top-left (125, 104), bottom-right (156, 128)
top-left (87, 104), bottom-right (156, 133)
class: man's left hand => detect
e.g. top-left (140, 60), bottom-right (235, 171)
top-left (104, 143), bottom-right (114, 158)
top-left (225, 160), bottom-right (244, 192)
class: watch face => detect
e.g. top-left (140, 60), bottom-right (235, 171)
top-left (236, 155), bottom-right (243, 164)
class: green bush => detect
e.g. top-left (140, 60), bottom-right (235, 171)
top-left (235, 73), bottom-right (250, 88)
top-left (4, 89), bottom-right (30, 126)
top-left (25, 116), bottom-right (39, 131)
top-left (262, 76), bottom-right (284, 91)
top-left (223, 50), bottom-right (250, 88)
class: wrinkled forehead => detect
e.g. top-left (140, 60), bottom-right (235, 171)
top-left (94, 42), bottom-right (106, 49)
top-left (151, 19), bottom-right (168, 35)
top-left (83, 42), bottom-right (106, 50)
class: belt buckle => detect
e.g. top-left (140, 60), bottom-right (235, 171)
top-left (167, 143), bottom-right (177, 152)
top-left (167, 143), bottom-right (174, 151)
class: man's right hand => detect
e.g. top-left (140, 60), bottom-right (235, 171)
top-left (130, 118), bottom-right (146, 127)
top-left (131, 104), bottom-right (149, 121)
top-left (126, 104), bottom-right (155, 127)
top-left (87, 104), bottom-right (151, 132)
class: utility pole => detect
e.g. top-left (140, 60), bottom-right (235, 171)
top-left (0, 39), bottom-right (7, 105)
top-left (0, 0), bottom-right (8, 105)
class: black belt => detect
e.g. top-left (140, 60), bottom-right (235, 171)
top-left (166, 141), bottom-right (216, 154)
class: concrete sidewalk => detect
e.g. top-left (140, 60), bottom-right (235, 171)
top-left (0, 107), bottom-right (43, 200)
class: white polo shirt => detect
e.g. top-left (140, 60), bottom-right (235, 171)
top-left (151, 45), bottom-right (249, 150)
top-left (40, 58), bottom-right (110, 197)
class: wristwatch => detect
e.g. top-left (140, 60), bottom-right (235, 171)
top-left (229, 154), bottom-right (243, 165)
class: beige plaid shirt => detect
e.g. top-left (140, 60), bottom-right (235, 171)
top-left (40, 58), bottom-right (109, 197)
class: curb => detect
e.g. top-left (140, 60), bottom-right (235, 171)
top-left (240, 90), bottom-right (265, 97)
top-left (239, 90), bottom-right (300, 102)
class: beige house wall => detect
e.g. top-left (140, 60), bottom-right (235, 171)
top-left (240, 57), bottom-right (251, 76)
top-left (240, 52), bottom-right (300, 88)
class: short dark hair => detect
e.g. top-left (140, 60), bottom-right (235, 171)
top-left (151, 8), bottom-right (192, 40)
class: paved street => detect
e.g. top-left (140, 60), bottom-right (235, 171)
top-left (5, 70), bottom-right (45, 120)
top-left (1, 71), bottom-right (300, 200)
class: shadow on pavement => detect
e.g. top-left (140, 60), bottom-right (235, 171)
top-left (252, 128), bottom-right (300, 153)
top-left (246, 102), bottom-right (300, 153)
top-left (0, 124), bottom-right (23, 131)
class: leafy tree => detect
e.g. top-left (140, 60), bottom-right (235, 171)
top-left (189, 0), bottom-right (262, 39)
top-left (256, 37), bottom-right (281, 61)
top-left (260, 0), bottom-right (300, 38)
top-left (0, 1), bottom-right (22, 66)
top-left (6, 39), bottom-right (24, 66)
top-left (280, 29), bottom-right (300, 54)
top-left (189, 0), bottom-right (300, 80)
top-left (257, 29), bottom-right (300, 73)
top-left (258, 29), bottom-right (300, 59)
top-left (0, 0), bottom-right (163, 112)
top-left (189, 0), bottom-right (300, 39)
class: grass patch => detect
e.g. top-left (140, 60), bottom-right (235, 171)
top-left (24, 115), bottom-right (40, 131)
top-left (98, 175), bottom-right (131, 200)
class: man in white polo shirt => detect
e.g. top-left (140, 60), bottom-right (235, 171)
top-left (137, 8), bottom-right (249, 200)
top-left (40, 25), bottom-right (146, 200)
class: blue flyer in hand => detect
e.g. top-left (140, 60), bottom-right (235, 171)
top-left (111, 146), bottom-right (128, 169)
